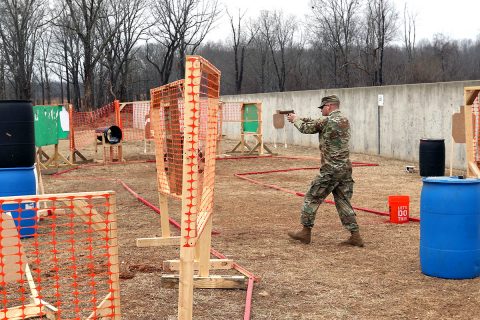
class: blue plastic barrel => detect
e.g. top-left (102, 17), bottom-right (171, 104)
top-left (420, 176), bottom-right (480, 279)
top-left (0, 167), bottom-right (37, 238)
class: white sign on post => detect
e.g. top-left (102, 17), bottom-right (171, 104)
top-left (378, 94), bottom-right (384, 107)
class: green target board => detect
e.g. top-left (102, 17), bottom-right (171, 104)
top-left (34, 105), bottom-right (69, 147)
top-left (242, 104), bottom-right (259, 133)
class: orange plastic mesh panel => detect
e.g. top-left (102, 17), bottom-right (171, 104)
top-left (221, 101), bottom-right (242, 122)
top-left (70, 101), bottom-right (118, 150)
top-left (0, 192), bottom-right (120, 320)
top-left (118, 101), bottom-right (151, 142)
top-left (151, 80), bottom-right (185, 197)
top-left (473, 96), bottom-right (480, 161)
top-left (181, 56), bottom-right (220, 246)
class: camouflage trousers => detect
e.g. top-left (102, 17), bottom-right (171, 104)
top-left (301, 168), bottom-right (359, 232)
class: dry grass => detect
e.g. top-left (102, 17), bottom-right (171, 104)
top-left (40, 139), bottom-right (478, 320)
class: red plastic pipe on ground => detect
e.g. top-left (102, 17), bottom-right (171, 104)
top-left (53, 162), bottom-right (258, 319)
top-left (234, 165), bottom-right (420, 223)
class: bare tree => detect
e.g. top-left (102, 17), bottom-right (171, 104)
top-left (99, 0), bottom-right (150, 101)
top-left (310, 0), bottom-right (362, 87)
top-left (258, 10), bottom-right (298, 92)
top-left (147, 0), bottom-right (219, 85)
top-left (432, 34), bottom-right (459, 81)
top-left (37, 28), bottom-right (53, 104)
top-left (227, 9), bottom-right (257, 94)
top-left (249, 19), bottom-right (272, 92)
top-left (176, 0), bottom-right (219, 77)
top-left (0, 0), bottom-right (47, 99)
top-left (60, 0), bottom-right (125, 109)
top-left (365, 0), bottom-right (398, 85)
top-left (403, 4), bottom-right (416, 63)
top-left (51, 7), bottom-right (83, 109)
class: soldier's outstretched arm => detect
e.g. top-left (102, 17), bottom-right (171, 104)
top-left (293, 117), bottom-right (326, 134)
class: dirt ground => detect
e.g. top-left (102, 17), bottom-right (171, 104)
top-left (40, 139), bottom-right (479, 320)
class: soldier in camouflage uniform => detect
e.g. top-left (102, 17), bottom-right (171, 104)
top-left (286, 95), bottom-right (364, 247)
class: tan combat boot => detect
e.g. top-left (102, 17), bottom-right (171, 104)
top-left (341, 231), bottom-right (364, 247)
top-left (288, 226), bottom-right (312, 244)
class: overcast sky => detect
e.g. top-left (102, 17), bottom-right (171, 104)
top-left (208, 0), bottom-right (480, 43)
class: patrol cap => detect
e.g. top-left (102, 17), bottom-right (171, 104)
top-left (319, 95), bottom-right (340, 108)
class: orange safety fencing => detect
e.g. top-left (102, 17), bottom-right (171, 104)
top-left (150, 79), bottom-right (185, 198)
top-left (118, 101), bottom-right (151, 142)
top-left (68, 99), bottom-right (239, 163)
top-left (0, 191), bottom-right (120, 319)
top-left (180, 56), bottom-right (220, 246)
top-left (70, 101), bottom-right (118, 151)
top-left (220, 101), bottom-right (243, 123)
top-left (69, 100), bottom-right (153, 160)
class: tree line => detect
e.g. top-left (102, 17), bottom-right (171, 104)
top-left (0, 0), bottom-right (479, 110)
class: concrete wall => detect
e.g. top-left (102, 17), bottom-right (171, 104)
top-left (221, 80), bottom-right (480, 169)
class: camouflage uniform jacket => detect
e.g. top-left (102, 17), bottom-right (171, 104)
top-left (293, 109), bottom-right (352, 173)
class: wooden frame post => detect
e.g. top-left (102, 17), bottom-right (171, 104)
top-left (464, 87), bottom-right (480, 177)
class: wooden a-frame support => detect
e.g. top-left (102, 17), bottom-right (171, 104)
top-left (37, 144), bottom-right (74, 170)
top-left (228, 102), bottom-right (275, 156)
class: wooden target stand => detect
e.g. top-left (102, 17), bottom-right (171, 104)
top-left (228, 102), bottom-right (275, 155)
top-left (272, 110), bottom-right (292, 148)
top-left (37, 144), bottom-right (74, 170)
top-left (135, 89), bottom-right (243, 288)
top-left (93, 130), bottom-right (124, 164)
top-left (136, 59), bottom-right (247, 318)
top-left (35, 104), bottom-right (75, 169)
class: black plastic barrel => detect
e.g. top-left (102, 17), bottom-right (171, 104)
top-left (95, 125), bottom-right (123, 144)
top-left (0, 100), bottom-right (35, 168)
top-left (419, 139), bottom-right (445, 177)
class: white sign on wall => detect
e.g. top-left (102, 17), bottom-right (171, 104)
top-left (378, 94), bottom-right (384, 107)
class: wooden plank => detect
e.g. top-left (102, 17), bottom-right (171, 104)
top-left (468, 161), bottom-right (480, 177)
top-left (159, 193), bottom-right (171, 238)
top-left (64, 199), bottom-right (106, 233)
top-left (136, 236), bottom-right (180, 247)
top-left (178, 55), bottom-right (202, 320)
top-left (0, 191), bottom-right (115, 204)
top-left (86, 293), bottom-right (114, 320)
top-left (196, 215), bottom-right (212, 277)
top-left (162, 274), bottom-right (247, 290)
top-left (464, 103), bottom-right (475, 176)
top-left (106, 194), bottom-right (121, 320)
top-left (257, 103), bottom-right (264, 155)
top-left (163, 259), bottom-right (234, 272)
top-left (1, 303), bottom-right (47, 319)
top-left (0, 213), bottom-right (26, 283)
top-left (151, 104), bottom-right (170, 194)
top-left (465, 89), bottom-right (480, 105)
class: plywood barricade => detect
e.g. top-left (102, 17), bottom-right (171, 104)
top-left (0, 191), bottom-right (121, 319)
top-left (222, 102), bottom-right (275, 155)
top-left (463, 86), bottom-right (480, 177)
top-left (135, 56), bottom-right (246, 319)
top-left (34, 104), bottom-right (74, 170)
